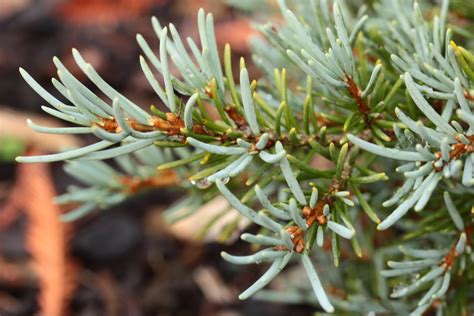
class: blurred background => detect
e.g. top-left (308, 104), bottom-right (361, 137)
top-left (0, 0), bottom-right (314, 315)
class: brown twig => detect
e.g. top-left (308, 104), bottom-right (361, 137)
top-left (442, 223), bottom-right (472, 271)
top-left (433, 135), bottom-right (474, 172)
top-left (119, 170), bottom-right (180, 194)
top-left (345, 74), bottom-right (371, 126)
top-left (284, 149), bottom-right (355, 253)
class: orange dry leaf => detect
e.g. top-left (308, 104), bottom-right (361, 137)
top-left (55, 0), bottom-right (167, 26)
top-left (0, 193), bottom-right (21, 230)
top-left (14, 151), bottom-right (76, 316)
top-left (0, 257), bottom-right (35, 287)
top-left (215, 18), bottom-right (260, 54)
